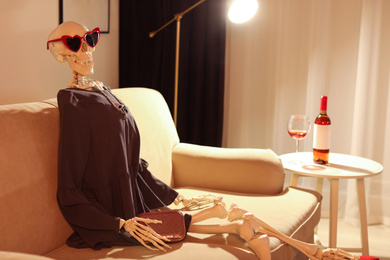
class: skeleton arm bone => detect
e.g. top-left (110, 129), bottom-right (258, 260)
top-left (119, 219), bottom-right (126, 230)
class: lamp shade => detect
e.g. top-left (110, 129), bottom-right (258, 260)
top-left (228, 0), bottom-right (259, 23)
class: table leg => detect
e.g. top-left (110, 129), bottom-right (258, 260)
top-left (315, 178), bottom-right (324, 194)
top-left (314, 178), bottom-right (324, 241)
top-left (289, 173), bottom-right (299, 187)
top-left (329, 179), bottom-right (339, 249)
top-left (357, 179), bottom-right (369, 255)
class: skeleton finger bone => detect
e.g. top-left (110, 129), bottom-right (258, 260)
top-left (137, 229), bottom-right (171, 252)
top-left (131, 219), bottom-right (171, 242)
top-left (174, 194), bottom-right (185, 206)
top-left (124, 217), bottom-right (172, 252)
top-left (129, 228), bottom-right (162, 251)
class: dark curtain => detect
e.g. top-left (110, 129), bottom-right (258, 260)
top-left (119, 0), bottom-right (226, 147)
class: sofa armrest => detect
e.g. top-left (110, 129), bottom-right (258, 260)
top-left (172, 143), bottom-right (285, 195)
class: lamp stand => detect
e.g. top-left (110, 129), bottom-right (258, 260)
top-left (150, 0), bottom-right (207, 126)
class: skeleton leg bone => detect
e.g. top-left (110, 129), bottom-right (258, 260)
top-left (188, 201), bottom-right (271, 260)
top-left (188, 221), bottom-right (271, 260)
top-left (242, 213), bottom-right (321, 260)
top-left (247, 235), bottom-right (272, 260)
top-left (191, 202), bottom-right (228, 223)
top-left (228, 204), bottom-right (359, 260)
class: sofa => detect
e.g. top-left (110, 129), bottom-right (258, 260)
top-left (0, 87), bottom-right (322, 259)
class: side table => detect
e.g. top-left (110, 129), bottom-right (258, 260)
top-left (279, 152), bottom-right (383, 256)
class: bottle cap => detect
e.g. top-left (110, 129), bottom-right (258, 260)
top-left (320, 95), bottom-right (328, 111)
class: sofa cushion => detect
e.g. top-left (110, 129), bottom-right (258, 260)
top-left (46, 186), bottom-right (321, 260)
top-left (0, 251), bottom-right (53, 260)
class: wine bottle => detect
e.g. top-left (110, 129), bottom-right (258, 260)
top-left (313, 95), bottom-right (331, 164)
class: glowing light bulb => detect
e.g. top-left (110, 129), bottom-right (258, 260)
top-left (228, 0), bottom-right (259, 24)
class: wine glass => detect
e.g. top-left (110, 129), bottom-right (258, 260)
top-left (287, 115), bottom-right (311, 157)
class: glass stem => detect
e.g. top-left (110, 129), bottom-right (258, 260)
top-left (295, 140), bottom-right (300, 154)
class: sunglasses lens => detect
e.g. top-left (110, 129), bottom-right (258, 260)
top-left (66, 37), bottom-right (81, 52)
top-left (85, 32), bottom-right (99, 47)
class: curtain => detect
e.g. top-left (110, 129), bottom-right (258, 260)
top-left (119, 0), bottom-right (226, 147)
top-left (224, 0), bottom-right (390, 226)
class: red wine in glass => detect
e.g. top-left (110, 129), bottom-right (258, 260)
top-left (287, 115), bottom-right (311, 157)
top-left (288, 130), bottom-right (308, 140)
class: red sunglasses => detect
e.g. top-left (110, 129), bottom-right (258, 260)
top-left (47, 27), bottom-right (100, 52)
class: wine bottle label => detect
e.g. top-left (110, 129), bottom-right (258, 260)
top-left (313, 124), bottom-right (331, 149)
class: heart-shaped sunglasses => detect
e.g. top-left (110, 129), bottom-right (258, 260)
top-left (47, 27), bottom-right (100, 52)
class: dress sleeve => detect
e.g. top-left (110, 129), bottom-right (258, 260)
top-left (57, 91), bottom-right (123, 248)
top-left (137, 159), bottom-right (178, 209)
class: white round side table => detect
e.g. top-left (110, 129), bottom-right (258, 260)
top-left (279, 152), bottom-right (383, 256)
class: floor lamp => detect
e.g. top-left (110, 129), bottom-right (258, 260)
top-left (149, 0), bottom-right (259, 126)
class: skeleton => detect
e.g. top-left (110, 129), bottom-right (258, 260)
top-left (48, 22), bottom-right (362, 260)
top-left (47, 21), bottom-right (175, 250)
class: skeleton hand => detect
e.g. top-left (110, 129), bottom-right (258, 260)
top-left (174, 194), bottom-right (224, 208)
top-left (124, 217), bottom-right (172, 252)
top-left (174, 194), bottom-right (186, 206)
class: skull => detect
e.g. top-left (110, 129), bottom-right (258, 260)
top-left (47, 21), bottom-right (95, 76)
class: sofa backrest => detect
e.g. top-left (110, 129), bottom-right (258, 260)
top-left (0, 100), bottom-right (73, 255)
top-left (0, 87), bottom-right (179, 255)
top-left (113, 88), bottom-right (179, 186)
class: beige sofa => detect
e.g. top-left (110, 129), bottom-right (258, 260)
top-left (0, 87), bottom-right (322, 259)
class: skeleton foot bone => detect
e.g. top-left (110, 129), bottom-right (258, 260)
top-left (315, 248), bottom-right (359, 260)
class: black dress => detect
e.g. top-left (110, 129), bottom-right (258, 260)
top-left (57, 88), bottom-right (181, 249)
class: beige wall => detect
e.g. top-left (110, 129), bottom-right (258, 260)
top-left (0, 0), bottom-right (119, 105)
